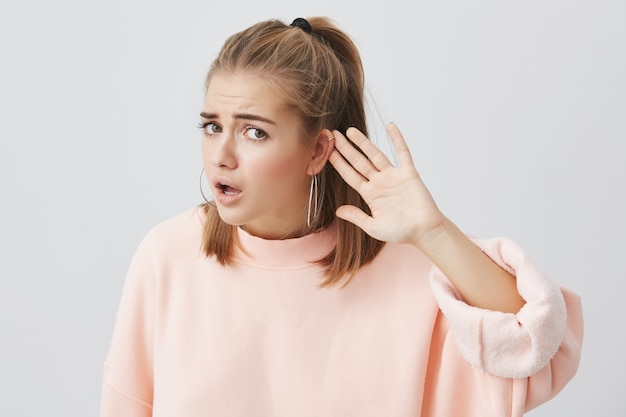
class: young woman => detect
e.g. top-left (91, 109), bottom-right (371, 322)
top-left (100, 17), bottom-right (583, 417)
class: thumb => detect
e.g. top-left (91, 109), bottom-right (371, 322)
top-left (335, 205), bottom-right (373, 232)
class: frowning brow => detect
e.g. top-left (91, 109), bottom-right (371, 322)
top-left (199, 112), bottom-right (277, 125)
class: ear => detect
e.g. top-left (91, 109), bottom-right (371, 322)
top-left (307, 128), bottom-right (335, 175)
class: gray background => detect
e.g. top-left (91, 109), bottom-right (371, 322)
top-left (1, 0), bottom-right (624, 415)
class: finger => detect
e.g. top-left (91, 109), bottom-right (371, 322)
top-left (386, 122), bottom-right (415, 168)
top-left (328, 149), bottom-right (368, 191)
top-left (343, 128), bottom-right (394, 172)
top-left (331, 130), bottom-right (380, 180)
top-left (335, 205), bottom-right (375, 235)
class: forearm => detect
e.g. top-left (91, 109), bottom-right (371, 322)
top-left (415, 217), bottom-right (525, 313)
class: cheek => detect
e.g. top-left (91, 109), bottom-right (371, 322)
top-left (251, 150), bottom-right (309, 188)
top-left (263, 157), bottom-right (300, 177)
top-left (201, 139), bottom-right (211, 163)
top-left (248, 154), bottom-right (308, 200)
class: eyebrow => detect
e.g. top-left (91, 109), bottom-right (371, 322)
top-left (199, 112), bottom-right (277, 125)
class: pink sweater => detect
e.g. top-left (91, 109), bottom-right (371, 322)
top-left (101, 208), bottom-right (583, 417)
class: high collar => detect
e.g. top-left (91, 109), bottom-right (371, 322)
top-left (234, 223), bottom-right (337, 270)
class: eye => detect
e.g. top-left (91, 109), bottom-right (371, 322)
top-left (198, 122), bottom-right (222, 135)
top-left (243, 126), bottom-right (267, 141)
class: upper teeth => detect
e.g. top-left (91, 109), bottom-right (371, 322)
top-left (221, 184), bottom-right (238, 195)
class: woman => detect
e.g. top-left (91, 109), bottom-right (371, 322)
top-left (101, 17), bottom-right (583, 417)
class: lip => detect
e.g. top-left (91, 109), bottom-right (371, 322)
top-left (212, 176), bottom-right (243, 206)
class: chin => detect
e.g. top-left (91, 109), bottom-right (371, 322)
top-left (214, 206), bottom-right (250, 227)
top-left (216, 213), bottom-right (245, 227)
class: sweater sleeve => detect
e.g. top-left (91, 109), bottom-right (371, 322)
top-left (100, 233), bottom-right (157, 417)
top-left (428, 237), bottom-right (583, 397)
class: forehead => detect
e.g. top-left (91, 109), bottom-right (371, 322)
top-left (203, 72), bottom-right (287, 112)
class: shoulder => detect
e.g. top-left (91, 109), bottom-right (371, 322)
top-left (361, 241), bottom-right (434, 283)
top-left (377, 242), bottom-right (432, 266)
top-left (145, 206), bottom-right (204, 239)
top-left (121, 207), bottom-right (212, 291)
top-left (133, 207), bottom-right (205, 263)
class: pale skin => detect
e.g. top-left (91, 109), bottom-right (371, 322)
top-left (203, 72), bottom-right (524, 313)
top-left (202, 72), bottom-right (327, 240)
top-left (318, 124), bottom-right (526, 314)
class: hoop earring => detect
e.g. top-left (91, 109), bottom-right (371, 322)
top-left (199, 168), bottom-right (215, 207)
top-left (307, 174), bottom-right (319, 228)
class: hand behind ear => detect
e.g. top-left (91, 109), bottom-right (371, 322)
top-left (329, 123), bottom-right (445, 246)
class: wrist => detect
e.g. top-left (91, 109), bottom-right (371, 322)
top-left (411, 216), bottom-right (457, 254)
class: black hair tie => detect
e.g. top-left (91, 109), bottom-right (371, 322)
top-left (290, 17), bottom-right (312, 34)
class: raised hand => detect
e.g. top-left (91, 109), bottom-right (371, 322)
top-left (330, 123), bottom-right (524, 312)
top-left (328, 123), bottom-right (446, 248)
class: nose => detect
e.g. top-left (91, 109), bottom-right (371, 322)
top-left (208, 133), bottom-right (238, 169)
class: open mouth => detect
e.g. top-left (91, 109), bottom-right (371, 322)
top-left (218, 183), bottom-right (241, 196)
top-left (213, 177), bottom-right (242, 197)
top-left (211, 175), bottom-right (243, 204)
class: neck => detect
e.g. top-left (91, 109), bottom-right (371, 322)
top-left (240, 222), bottom-right (314, 240)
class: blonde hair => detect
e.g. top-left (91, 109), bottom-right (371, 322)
top-left (201, 17), bottom-right (384, 287)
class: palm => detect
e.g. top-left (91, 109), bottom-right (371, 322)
top-left (328, 123), bottom-right (445, 246)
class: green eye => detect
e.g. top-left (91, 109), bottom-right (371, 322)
top-left (198, 122), bottom-right (222, 135)
top-left (244, 127), bottom-right (267, 141)
top-left (207, 123), bottom-right (222, 134)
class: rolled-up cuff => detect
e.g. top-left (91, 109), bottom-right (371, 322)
top-left (429, 237), bottom-right (567, 378)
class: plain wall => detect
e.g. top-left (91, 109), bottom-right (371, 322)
top-left (1, 0), bottom-right (624, 415)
